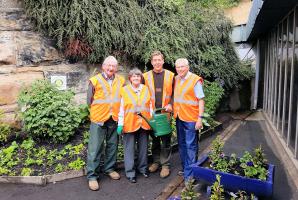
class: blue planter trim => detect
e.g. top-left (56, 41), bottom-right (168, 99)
top-left (191, 154), bottom-right (275, 197)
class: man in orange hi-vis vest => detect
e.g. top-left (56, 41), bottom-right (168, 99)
top-left (86, 56), bottom-right (125, 191)
top-left (173, 58), bottom-right (205, 182)
top-left (143, 51), bottom-right (174, 178)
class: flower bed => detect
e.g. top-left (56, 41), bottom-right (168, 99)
top-left (192, 154), bottom-right (274, 197)
top-left (0, 129), bottom-right (88, 177)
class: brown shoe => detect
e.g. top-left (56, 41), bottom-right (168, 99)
top-left (108, 171), bottom-right (120, 180)
top-left (160, 166), bottom-right (170, 178)
top-left (149, 163), bottom-right (160, 173)
top-left (88, 180), bottom-right (99, 191)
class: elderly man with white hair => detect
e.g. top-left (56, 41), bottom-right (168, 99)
top-left (86, 56), bottom-right (125, 191)
top-left (173, 58), bottom-right (205, 182)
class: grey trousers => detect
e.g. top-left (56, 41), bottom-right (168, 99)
top-left (123, 128), bottom-right (149, 178)
top-left (87, 118), bottom-right (118, 180)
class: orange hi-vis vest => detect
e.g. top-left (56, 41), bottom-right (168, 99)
top-left (121, 84), bottom-right (151, 133)
top-left (173, 72), bottom-right (203, 122)
top-left (143, 69), bottom-right (174, 109)
top-left (89, 73), bottom-right (125, 123)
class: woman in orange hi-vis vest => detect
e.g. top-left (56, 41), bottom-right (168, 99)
top-left (117, 68), bottom-right (152, 183)
top-left (174, 58), bottom-right (205, 183)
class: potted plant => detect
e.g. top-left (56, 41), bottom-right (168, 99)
top-left (191, 137), bottom-right (274, 197)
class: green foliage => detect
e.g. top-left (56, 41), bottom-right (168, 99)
top-left (239, 147), bottom-right (268, 180)
top-left (55, 163), bottom-right (66, 173)
top-left (181, 178), bottom-right (199, 200)
top-left (0, 110), bottom-right (10, 143)
top-left (21, 138), bottom-right (35, 150)
top-left (17, 80), bottom-right (86, 143)
top-left (209, 138), bottom-right (268, 180)
top-left (0, 142), bottom-right (19, 174)
top-left (21, 168), bottom-right (32, 176)
top-left (204, 80), bottom-right (225, 117)
top-left (23, 0), bottom-right (252, 89)
top-left (71, 144), bottom-right (85, 155)
top-left (82, 131), bottom-right (89, 145)
top-left (210, 175), bottom-right (224, 200)
top-left (0, 135), bottom-right (87, 176)
top-left (68, 157), bottom-right (85, 170)
top-left (231, 191), bottom-right (257, 200)
top-left (192, 0), bottom-right (240, 8)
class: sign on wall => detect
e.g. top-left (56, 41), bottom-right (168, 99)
top-left (51, 75), bottom-right (67, 90)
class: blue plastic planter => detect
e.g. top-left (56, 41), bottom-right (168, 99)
top-left (191, 154), bottom-right (275, 197)
top-left (167, 196), bottom-right (181, 200)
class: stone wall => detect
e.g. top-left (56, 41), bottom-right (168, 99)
top-left (0, 1), bottom-right (91, 126)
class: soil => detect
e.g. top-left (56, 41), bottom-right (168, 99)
top-left (0, 125), bottom-right (88, 176)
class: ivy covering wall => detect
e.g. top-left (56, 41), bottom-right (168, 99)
top-left (23, 0), bottom-right (251, 88)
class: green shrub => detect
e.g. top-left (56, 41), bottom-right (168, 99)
top-left (17, 80), bottom-right (86, 143)
top-left (23, 0), bottom-right (253, 89)
top-left (204, 80), bottom-right (225, 117)
top-left (0, 110), bottom-right (10, 143)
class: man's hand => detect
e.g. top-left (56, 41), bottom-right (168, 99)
top-left (195, 118), bottom-right (203, 130)
top-left (164, 104), bottom-right (173, 112)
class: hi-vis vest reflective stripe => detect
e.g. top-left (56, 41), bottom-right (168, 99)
top-left (173, 72), bottom-right (203, 122)
top-left (121, 84), bottom-right (151, 133)
top-left (143, 69), bottom-right (174, 109)
top-left (89, 74), bottom-right (125, 123)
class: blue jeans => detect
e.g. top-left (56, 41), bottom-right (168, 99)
top-left (176, 117), bottom-right (198, 181)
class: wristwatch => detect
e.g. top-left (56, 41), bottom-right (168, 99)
top-left (198, 115), bottom-right (204, 119)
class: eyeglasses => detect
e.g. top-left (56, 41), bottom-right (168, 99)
top-left (104, 64), bottom-right (117, 68)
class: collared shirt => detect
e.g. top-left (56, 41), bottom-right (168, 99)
top-left (178, 72), bottom-right (205, 99)
top-left (101, 72), bottom-right (115, 86)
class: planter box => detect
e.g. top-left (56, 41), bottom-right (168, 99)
top-left (191, 154), bottom-right (275, 197)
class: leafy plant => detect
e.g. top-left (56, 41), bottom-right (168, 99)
top-left (204, 80), bottom-right (225, 117)
top-left (24, 157), bottom-right (36, 167)
top-left (194, 0), bottom-right (240, 8)
top-left (0, 110), bottom-right (10, 143)
top-left (181, 178), bottom-right (199, 200)
top-left (55, 163), bottom-right (66, 173)
top-left (17, 80), bottom-right (86, 143)
top-left (0, 141), bottom-right (19, 170)
top-left (239, 149), bottom-right (268, 180)
top-left (21, 138), bottom-right (35, 150)
top-left (71, 144), bottom-right (84, 155)
top-left (82, 131), bottom-right (89, 145)
top-left (210, 175), bottom-right (224, 200)
top-left (0, 167), bottom-right (10, 175)
top-left (231, 191), bottom-right (257, 200)
top-left (209, 137), bottom-right (268, 180)
top-left (21, 168), bottom-right (32, 176)
top-left (68, 157), bottom-right (85, 170)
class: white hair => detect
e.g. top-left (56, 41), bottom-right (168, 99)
top-left (102, 56), bottom-right (118, 66)
top-left (175, 58), bottom-right (189, 67)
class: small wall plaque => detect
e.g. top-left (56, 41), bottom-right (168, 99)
top-left (51, 75), bottom-right (67, 90)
